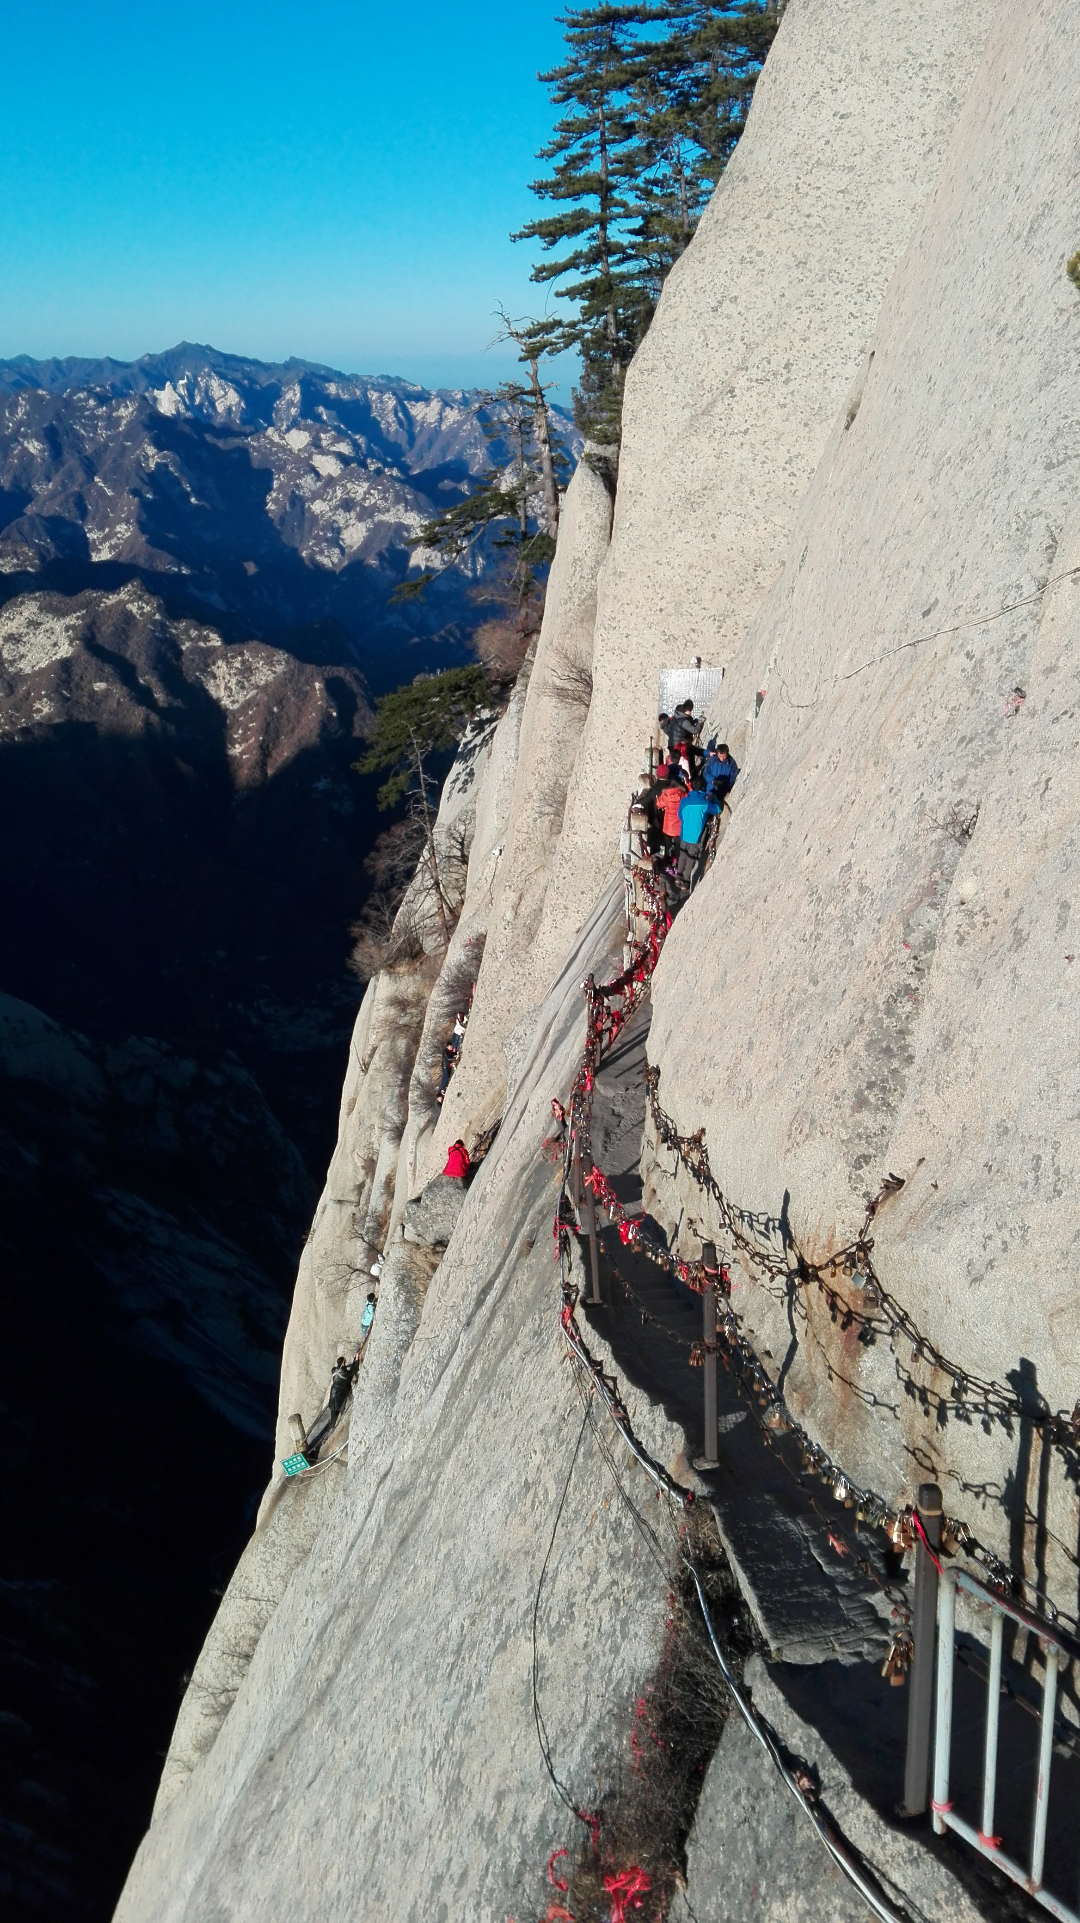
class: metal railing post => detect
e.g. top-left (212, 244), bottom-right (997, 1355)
top-left (700, 1242), bottom-right (719, 1465)
top-left (981, 1608), bottom-right (1004, 1847)
top-left (904, 1481), bottom-right (942, 1816)
top-left (927, 1564), bottom-right (1080, 1920)
top-left (932, 1568), bottom-right (955, 1835)
top-left (1031, 1644), bottom-right (1062, 1891)
top-left (578, 1140), bottom-right (602, 1306)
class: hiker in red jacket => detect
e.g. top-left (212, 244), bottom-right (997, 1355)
top-left (657, 769), bottom-right (688, 857)
top-left (444, 1139), bottom-right (471, 1180)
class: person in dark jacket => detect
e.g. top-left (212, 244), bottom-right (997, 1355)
top-left (328, 1353), bottom-right (358, 1425)
top-left (666, 700), bottom-right (699, 754)
top-left (704, 741), bottom-right (738, 805)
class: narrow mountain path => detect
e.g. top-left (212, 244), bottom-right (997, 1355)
top-left (581, 996), bottom-right (889, 1666)
top-left (580, 994), bottom-right (1080, 1908)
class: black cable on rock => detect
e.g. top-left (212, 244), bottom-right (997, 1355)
top-left (532, 1396), bottom-right (595, 1830)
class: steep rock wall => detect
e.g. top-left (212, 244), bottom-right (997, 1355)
top-left (647, 0), bottom-right (1080, 1595)
top-left (117, 885), bottom-right (703, 1923)
top-left (550, 0), bottom-right (998, 950)
top-left (274, 719), bottom-right (494, 1463)
top-left (392, 627), bottom-right (543, 1200)
top-left (430, 457), bottom-right (613, 1163)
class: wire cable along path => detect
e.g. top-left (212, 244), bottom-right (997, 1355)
top-left (541, 766), bottom-right (1080, 1919)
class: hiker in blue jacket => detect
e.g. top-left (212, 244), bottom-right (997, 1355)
top-left (704, 741), bottom-right (739, 808)
top-left (678, 782), bottom-right (710, 848)
top-left (676, 780), bottom-right (711, 893)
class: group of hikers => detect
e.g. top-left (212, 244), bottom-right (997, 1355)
top-left (627, 698), bottom-right (738, 907)
top-left (312, 1123), bottom-right (476, 1457)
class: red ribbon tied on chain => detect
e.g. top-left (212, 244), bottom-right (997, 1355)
top-left (604, 1867), bottom-right (651, 1922)
top-left (911, 1510), bottom-right (943, 1575)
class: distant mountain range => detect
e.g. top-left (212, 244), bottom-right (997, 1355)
top-left (0, 344), bottom-right (582, 1915)
top-left (0, 342), bottom-right (579, 683)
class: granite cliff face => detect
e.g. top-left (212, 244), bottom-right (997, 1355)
top-left (116, 2), bottom-right (1080, 1918)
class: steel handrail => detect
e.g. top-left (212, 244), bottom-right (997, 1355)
top-left (933, 1567), bottom-right (1077, 1922)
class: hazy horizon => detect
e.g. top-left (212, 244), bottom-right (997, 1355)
top-left (0, 0), bottom-right (580, 397)
top-left (0, 337), bottom-right (581, 404)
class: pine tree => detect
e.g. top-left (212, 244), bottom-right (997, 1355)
top-left (495, 306), bottom-right (565, 540)
top-left (663, 3), bottom-right (775, 186)
top-left (411, 379), bottom-right (565, 611)
top-left (624, 4), bottom-right (777, 294)
top-left (514, 1), bottom-right (779, 443)
top-left (513, 5), bottom-right (661, 444)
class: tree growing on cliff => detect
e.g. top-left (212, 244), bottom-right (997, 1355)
top-left (417, 380), bottom-right (553, 581)
top-left (514, 1), bottom-right (779, 442)
top-left (410, 371), bottom-right (569, 685)
top-left (513, 4), bottom-right (656, 446)
top-left (621, 1), bottom-right (774, 289)
top-left (352, 666), bottom-right (489, 950)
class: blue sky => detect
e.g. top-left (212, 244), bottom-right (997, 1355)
top-left (0, 0), bottom-right (579, 397)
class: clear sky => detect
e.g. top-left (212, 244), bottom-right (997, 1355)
top-left (0, 0), bottom-right (580, 397)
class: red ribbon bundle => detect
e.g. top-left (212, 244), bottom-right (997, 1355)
top-left (603, 1866), bottom-right (651, 1922)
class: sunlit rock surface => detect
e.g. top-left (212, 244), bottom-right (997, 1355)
top-left (647, 0), bottom-right (1080, 1599)
top-left (114, 3), bottom-right (1080, 1918)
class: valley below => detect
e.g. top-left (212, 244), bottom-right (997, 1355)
top-left (0, 345), bottom-right (542, 1920)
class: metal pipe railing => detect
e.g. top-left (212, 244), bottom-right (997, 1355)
top-left (904, 1482), bottom-right (941, 1814)
top-left (981, 1606), bottom-right (1004, 1845)
top-left (932, 1566), bottom-right (1078, 1922)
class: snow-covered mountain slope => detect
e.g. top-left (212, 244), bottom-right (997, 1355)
top-left (0, 344), bottom-right (578, 680)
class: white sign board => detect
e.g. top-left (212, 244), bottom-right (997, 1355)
top-left (657, 666), bottom-right (724, 717)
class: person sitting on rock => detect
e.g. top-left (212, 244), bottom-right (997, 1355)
top-left (704, 741), bottom-right (739, 809)
top-left (444, 1139), bottom-right (471, 1180)
top-left (637, 767), bottom-right (668, 857)
top-left (638, 773), bottom-right (666, 857)
top-left (541, 1098), bottom-right (568, 1164)
top-left (436, 1037), bottom-right (461, 1106)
